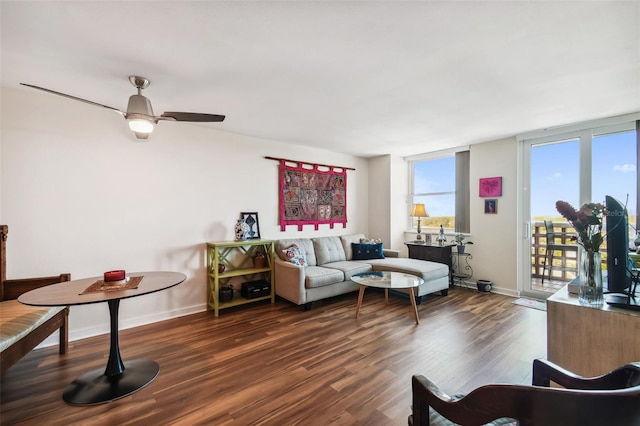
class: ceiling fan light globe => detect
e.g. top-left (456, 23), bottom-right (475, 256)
top-left (127, 118), bottom-right (154, 134)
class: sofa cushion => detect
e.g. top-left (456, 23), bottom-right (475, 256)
top-left (281, 244), bottom-right (307, 266)
top-left (352, 242), bottom-right (385, 260)
top-left (339, 234), bottom-right (366, 260)
top-left (312, 236), bottom-right (346, 265)
top-left (322, 261), bottom-right (372, 280)
top-left (368, 258), bottom-right (449, 281)
top-left (305, 266), bottom-right (345, 289)
top-left (277, 238), bottom-right (317, 266)
top-left (0, 300), bottom-right (65, 352)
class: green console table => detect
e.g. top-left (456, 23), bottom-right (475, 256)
top-left (206, 240), bottom-right (275, 316)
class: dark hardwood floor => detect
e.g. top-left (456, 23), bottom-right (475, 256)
top-left (0, 287), bottom-right (546, 425)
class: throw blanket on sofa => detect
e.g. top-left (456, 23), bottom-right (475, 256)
top-left (279, 159), bottom-right (347, 231)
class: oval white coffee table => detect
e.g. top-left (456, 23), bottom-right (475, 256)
top-left (351, 271), bottom-right (424, 324)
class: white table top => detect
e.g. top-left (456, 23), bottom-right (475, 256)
top-left (351, 271), bottom-right (424, 289)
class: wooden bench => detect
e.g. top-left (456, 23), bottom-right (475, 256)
top-left (0, 225), bottom-right (71, 374)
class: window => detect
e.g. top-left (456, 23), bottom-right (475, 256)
top-left (592, 129), bottom-right (637, 222)
top-left (408, 149), bottom-right (470, 232)
top-left (526, 120), bottom-right (638, 229)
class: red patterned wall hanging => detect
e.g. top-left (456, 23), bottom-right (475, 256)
top-left (274, 158), bottom-right (350, 231)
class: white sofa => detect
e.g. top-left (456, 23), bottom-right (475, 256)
top-left (275, 234), bottom-right (449, 310)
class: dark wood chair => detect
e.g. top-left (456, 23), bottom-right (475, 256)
top-left (409, 358), bottom-right (640, 426)
top-left (1, 225), bottom-right (71, 374)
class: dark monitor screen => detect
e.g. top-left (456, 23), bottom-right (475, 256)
top-left (605, 195), bottom-right (631, 293)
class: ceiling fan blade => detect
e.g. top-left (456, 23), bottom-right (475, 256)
top-left (160, 112), bottom-right (225, 122)
top-left (20, 83), bottom-right (125, 116)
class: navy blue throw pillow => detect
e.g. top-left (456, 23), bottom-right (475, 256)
top-left (351, 242), bottom-right (385, 260)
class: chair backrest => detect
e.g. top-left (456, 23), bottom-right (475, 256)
top-left (410, 360), bottom-right (640, 426)
top-left (544, 220), bottom-right (556, 244)
top-left (0, 224), bottom-right (71, 301)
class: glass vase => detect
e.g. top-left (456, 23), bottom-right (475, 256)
top-left (578, 250), bottom-right (603, 307)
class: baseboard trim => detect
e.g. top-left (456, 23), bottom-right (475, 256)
top-left (36, 303), bottom-right (208, 349)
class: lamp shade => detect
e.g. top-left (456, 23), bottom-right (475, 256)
top-left (410, 203), bottom-right (428, 218)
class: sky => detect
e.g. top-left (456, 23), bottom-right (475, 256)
top-left (413, 156), bottom-right (455, 217)
top-left (531, 130), bottom-right (637, 219)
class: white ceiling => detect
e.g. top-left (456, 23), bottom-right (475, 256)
top-left (2, 1), bottom-right (639, 158)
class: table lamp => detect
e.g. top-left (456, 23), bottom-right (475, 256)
top-left (410, 203), bottom-right (428, 244)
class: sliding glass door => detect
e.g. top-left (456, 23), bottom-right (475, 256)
top-left (528, 139), bottom-right (580, 295)
top-left (519, 115), bottom-right (639, 298)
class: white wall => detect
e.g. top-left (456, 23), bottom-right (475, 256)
top-left (367, 154), bottom-right (410, 253)
top-left (1, 87), bottom-right (370, 343)
top-left (367, 155), bottom-right (390, 244)
top-left (389, 155), bottom-right (409, 252)
top-left (470, 137), bottom-right (519, 296)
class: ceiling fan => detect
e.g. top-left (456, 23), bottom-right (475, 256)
top-left (20, 76), bottom-right (225, 140)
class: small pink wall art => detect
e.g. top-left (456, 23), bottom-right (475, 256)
top-left (479, 177), bottom-right (502, 197)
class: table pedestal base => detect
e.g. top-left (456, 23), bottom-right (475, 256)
top-left (63, 359), bottom-right (159, 405)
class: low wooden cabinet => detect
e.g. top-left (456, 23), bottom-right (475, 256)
top-left (405, 242), bottom-right (453, 286)
top-left (547, 285), bottom-right (640, 377)
top-left (206, 240), bottom-right (275, 317)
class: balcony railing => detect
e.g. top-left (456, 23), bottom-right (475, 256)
top-left (531, 221), bottom-right (579, 282)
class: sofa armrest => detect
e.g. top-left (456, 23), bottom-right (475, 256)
top-left (383, 249), bottom-right (400, 258)
top-left (274, 258), bottom-right (308, 305)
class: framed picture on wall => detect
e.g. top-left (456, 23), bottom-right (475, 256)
top-left (484, 199), bottom-right (497, 214)
top-left (479, 177), bottom-right (502, 197)
top-left (241, 212), bottom-right (261, 239)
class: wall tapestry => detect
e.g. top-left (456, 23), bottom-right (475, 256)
top-left (278, 159), bottom-right (348, 231)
